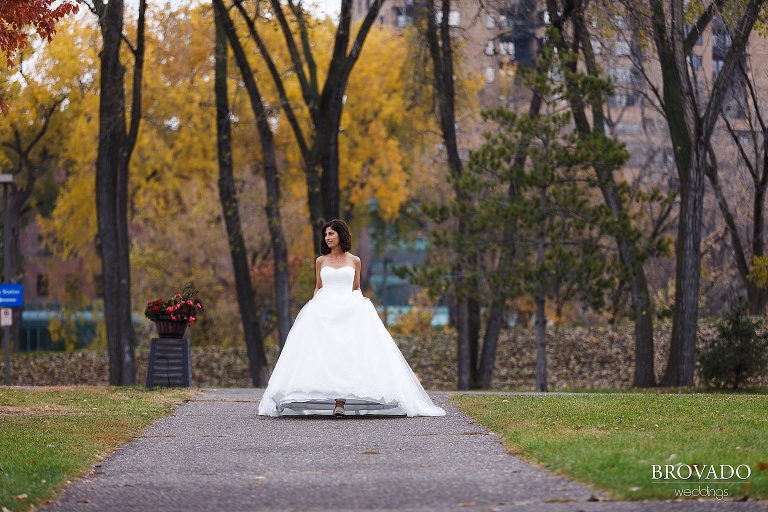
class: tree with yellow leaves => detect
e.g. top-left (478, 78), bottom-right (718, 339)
top-left (35, 5), bottom-right (444, 369)
top-left (215, 0), bottom-right (388, 253)
top-left (0, 17), bottom-right (95, 347)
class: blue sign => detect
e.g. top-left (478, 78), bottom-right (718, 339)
top-left (0, 284), bottom-right (23, 307)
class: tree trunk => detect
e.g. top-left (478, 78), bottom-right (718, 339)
top-left (663, 143), bottom-right (707, 386)
top-left (213, 6), bottom-right (268, 385)
top-left (650, 0), bottom-right (765, 386)
top-left (268, 212), bottom-right (292, 348)
top-left (455, 297), bottom-right (472, 390)
top-left (468, 292), bottom-right (480, 386)
top-left (8, 189), bottom-right (23, 352)
top-left (423, 0), bottom-right (477, 390)
top-left (477, 81), bottom-right (544, 390)
top-left (256, 0), bottom-right (384, 251)
top-left (95, 0), bottom-right (136, 385)
top-left (478, 302), bottom-right (503, 389)
top-left (318, 90), bottom-right (344, 222)
top-left (551, 2), bottom-right (656, 387)
top-left (226, 1), bottom-right (292, 351)
top-left (534, 286), bottom-right (548, 392)
top-left (629, 259), bottom-right (655, 386)
top-left (306, 164), bottom-right (325, 254)
top-left (264, 161), bottom-right (291, 348)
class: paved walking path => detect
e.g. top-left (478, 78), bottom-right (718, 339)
top-left (45, 389), bottom-right (765, 511)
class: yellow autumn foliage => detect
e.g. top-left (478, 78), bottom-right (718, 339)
top-left (21, 2), bottom-right (459, 345)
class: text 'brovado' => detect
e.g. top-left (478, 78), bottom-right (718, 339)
top-left (652, 464), bottom-right (752, 481)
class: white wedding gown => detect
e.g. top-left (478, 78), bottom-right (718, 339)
top-left (258, 266), bottom-right (445, 417)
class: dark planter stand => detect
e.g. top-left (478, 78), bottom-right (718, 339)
top-left (146, 337), bottom-right (192, 388)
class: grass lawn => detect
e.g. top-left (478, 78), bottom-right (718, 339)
top-left (453, 392), bottom-right (768, 502)
top-left (0, 386), bottom-right (195, 511)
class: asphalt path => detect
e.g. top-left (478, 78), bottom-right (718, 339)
top-left (44, 389), bottom-right (766, 512)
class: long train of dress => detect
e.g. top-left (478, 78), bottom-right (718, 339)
top-left (258, 266), bottom-right (445, 417)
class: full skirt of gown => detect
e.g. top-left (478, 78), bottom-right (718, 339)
top-left (258, 266), bottom-right (445, 417)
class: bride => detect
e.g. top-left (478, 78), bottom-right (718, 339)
top-left (258, 219), bottom-right (445, 417)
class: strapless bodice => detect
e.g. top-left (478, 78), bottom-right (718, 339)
top-left (319, 266), bottom-right (355, 294)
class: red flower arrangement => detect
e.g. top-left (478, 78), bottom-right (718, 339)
top-left (144, 283), bottom-right (203, 324)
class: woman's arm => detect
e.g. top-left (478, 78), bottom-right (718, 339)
top-left (314, 256), bottom-right (323, 295)
top-left (352, 255), bottom-right (361, 291)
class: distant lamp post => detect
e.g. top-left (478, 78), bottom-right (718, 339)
top-left (1, 174), bottom-right (14, 386)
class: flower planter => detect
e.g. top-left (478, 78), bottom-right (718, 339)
top-left (145, 284), bottom-right (201, 341)
top-left (153, 319), bottom-right (189, 338)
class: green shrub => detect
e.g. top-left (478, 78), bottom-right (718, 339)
top-left (697, 297), bottom-right (768, 389)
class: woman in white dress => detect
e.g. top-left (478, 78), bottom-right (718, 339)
top-left (258, 219), bottom-right (445, 418)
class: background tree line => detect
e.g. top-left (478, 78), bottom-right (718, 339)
top-left (1, 0), bottom-right (767, 390)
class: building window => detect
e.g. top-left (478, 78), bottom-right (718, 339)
top-left (614, 40), bottom-right (630, 57)
top-left (485, 39), bottom-right (495, 56)
top-left (714, 32), bottom-right (731, 51)
top-left (64, 274), bottom-right (82, 301)
top-left (436, 10), bottom-right (460, 26)
top-left (609, 66), bottom-right (633, 85)
top-left (713, 58), bottom-right (724, 79)
top-left (486, 13), bottom-right (496, 29)
top-left (548, 66), bottom-right (563, 82)
top-left (591, 38), bottom-right (601, 55)
top-left (485, 66), bottom-right (496, 83)
top-left (499, 41), bottom-right (515, 58)
top-left (609, 93), bottom-right (636, 108)
top-left (687, 54), bottom-right (703, 71)
top-left (612, 15), bottom-right (628, 30)
top-left (37, 274), bottom-right (49, 297)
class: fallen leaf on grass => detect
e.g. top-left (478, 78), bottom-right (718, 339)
top-left (756, 461), bottom-right (768, 471)
top-left (13, 494), bottom-right (28, 500)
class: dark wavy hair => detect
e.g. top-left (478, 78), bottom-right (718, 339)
top-left (320, 219), bottom-right (352, 255)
